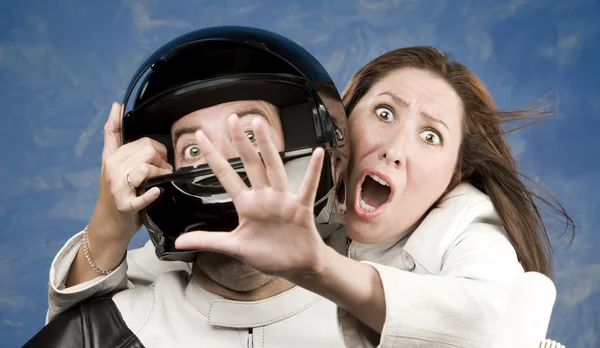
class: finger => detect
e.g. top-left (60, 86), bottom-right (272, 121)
top-left (297, 147), bottom-right (325, 208)
top-left (159, 158), bottom-right (174, 171)
top-left (116, 138), bottom-right (169, 165)
top-left (102, 102), bottom-right (123, 160)
top-left (149, 154), bottom-right (173, 171)
top-left (195, 130), bottom-right (248, 200)
top-left (127, 163), bottom-right (173, 189)
top-left (128, 187), bottom-right (162, 212)
top-left (228, 114), bottom-right (268, 189)
top-left (115, 141), bottom-right (171, 175)
top-left (253, 117), bottom-right (288, 191)
top-left (174, 231), bottom-right (240, 258)
top-left (137, 143), bottom-right (173, 170)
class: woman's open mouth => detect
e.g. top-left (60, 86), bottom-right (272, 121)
top-left (353, 169), bottom-right (394, 219)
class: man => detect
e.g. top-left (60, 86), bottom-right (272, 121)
top-left (25, 26), bottom-right (349, 347)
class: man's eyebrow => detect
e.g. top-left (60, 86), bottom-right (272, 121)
top-left (235, 107), bottom-right (272, 125)
top-left (172, 107), bottom-right (275, 146)
top-left (172, 127), bottom-right (198, 147)
top-left (378, 91), bottom-right (450, 132)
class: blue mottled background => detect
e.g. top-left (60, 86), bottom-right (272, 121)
top-left (1, 0), bottom-right (598, 347)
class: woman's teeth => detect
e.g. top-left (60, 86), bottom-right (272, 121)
top-left (369, 174), bottom-right (389, 186)
top-left (359, 196), bottom-right (377, 212)
top-left (357, 173), bottom-right (392, 213)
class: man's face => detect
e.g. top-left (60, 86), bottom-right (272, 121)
top-left (170, 100), bottom-right (285, 292)
top-left (171, 100), bottom-right (284, 169)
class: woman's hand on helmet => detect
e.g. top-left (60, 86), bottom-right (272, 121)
top-left (90, 102), bottom-right (173, 243)
top-left (174, 114), bottom-right (328, 281)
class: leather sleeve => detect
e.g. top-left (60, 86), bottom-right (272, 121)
top-left (24, 295), bottom-right (144, 348)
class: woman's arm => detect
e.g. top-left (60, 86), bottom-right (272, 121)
top-left (310, 223), bottom-right (523, 347)
top-left (65, 216), bottom-right (129, 287)
top-left (304, 246), bottom-right (387, 333)
top-left (47, 229), bottom-right (130, 324)
top-left (61, 101), bottom-right (173, 286)
top-left (47, 230), bottom-right (191, 324)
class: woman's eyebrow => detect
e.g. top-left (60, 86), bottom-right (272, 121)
top-left (377, 91), bottom-right (449, 132)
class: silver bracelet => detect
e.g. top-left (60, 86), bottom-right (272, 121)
top-left (82, 226), bottom-right (114, 275)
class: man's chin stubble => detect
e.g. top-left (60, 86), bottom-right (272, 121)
top-left (194, 252), bottom-right (273, 292)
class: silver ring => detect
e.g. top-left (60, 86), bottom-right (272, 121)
top-left (126, 173), bottom-right (137, 191)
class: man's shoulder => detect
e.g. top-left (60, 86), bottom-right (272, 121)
top-left (113, 270), bottom-right (190, 333)
top-left (116, 269), bottom-right (189, 298)
top-left (126, 240), bottom-right (192, 281)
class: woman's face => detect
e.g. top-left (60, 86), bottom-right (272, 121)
top-left (346, 67), bottom-right (464, 243)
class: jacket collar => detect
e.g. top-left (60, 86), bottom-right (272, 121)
top-left (185, 276), bottom-right (320, 328)
top-left (349, 183), bottom-right (500, 274)
top-left (347, 226), bottom-right (413, 265)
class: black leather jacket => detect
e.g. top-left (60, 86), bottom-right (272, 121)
top-left (23, 295), bottom-right (144, 348)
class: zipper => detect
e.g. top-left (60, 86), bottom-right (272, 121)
top-left (247, 328), bottom-right (253, 348)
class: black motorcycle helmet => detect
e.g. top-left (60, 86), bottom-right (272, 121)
top-left (121, 26), bottom-right (349, 262)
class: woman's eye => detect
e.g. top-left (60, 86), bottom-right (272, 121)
top-left (245, 130), bottom-right (257, 143)
top-left (183, 144), bottom-right (202, 160)
top-left (374, 106), bottom-right (394, 122)
top-left (420, 130), bottom-right (442, 146)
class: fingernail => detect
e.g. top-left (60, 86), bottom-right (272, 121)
top-left (252, 116), bottom-right (263, 127)
top-left (227, 113), bottom-right (239, 125)
top-left (174, 236), bottom-right (186, 249)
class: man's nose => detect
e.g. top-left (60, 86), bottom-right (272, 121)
top-left (207, 133), bottom-right (238, 160)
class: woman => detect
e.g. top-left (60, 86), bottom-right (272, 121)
top-left (47, 47), bottom-right (573, 347)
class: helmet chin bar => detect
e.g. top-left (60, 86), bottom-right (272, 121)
top-left (140, 147), bottom-right (343, 262)
top-left (171, 169), bottom-right (249, 204)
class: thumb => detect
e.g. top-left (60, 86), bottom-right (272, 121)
top-left (175, 231), bottom-right (241, 258)
top-left (102, 102), bottom-right (123, 160)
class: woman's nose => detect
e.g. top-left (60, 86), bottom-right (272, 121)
top-left (378, 135), bottom-right (406, 169)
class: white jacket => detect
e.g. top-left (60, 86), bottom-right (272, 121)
top-left (47, 183), bottom-right (524, 347)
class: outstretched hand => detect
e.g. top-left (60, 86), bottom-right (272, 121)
top-left (174, 114), bottom-right (328, 281)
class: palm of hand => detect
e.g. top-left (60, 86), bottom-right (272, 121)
top-left (175, 115), bottom-right (328, 281)
top-left (231, 187), bottom-right (324, 277)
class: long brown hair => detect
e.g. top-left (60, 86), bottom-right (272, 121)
top-left (341, 46), bottom-right (574, 277)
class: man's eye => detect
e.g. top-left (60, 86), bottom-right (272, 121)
top-left (245, 130), bottom-right (257, 143)
top-left (183, 144), bottom-right (202, 160)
